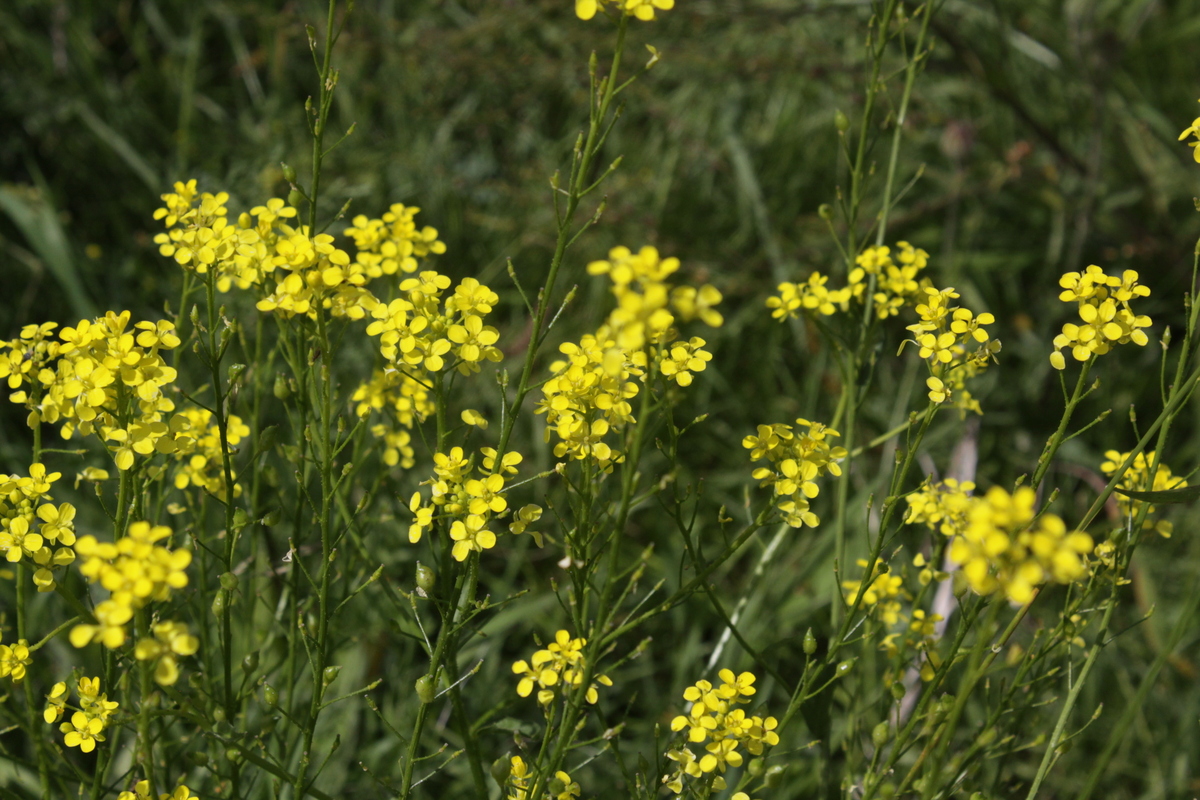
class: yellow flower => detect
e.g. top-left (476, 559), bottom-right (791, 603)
top-left (61, 711), bottom-right (105, 753)
top-left (449, 515), bottom-right (496, 561)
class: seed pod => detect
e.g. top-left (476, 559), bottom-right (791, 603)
top-left (287, 189), bottom-right (305, 209)
top-left (242, 651), bottom-right (260, 674)
top-left (211, 589), bottom-right (228, 616)
top-left (835, 109), bottom-right (850, 132)
top-left (747, 758), bottom-right (765, 777)
top-left (226, 747), bottom-right (245, 765)
top-left (220, 572), bottom-right (239, 592)
top-left (415, 674), bottom-right (436, 704)
top-left (282, 163), bottom-right (297, 184)
top-left (872, 721), bottom-right (891, 747)
top-left (263, 684), bottom-right (279, 708)
top-left (803, 628), bottom-right (817, 656)
top-left (273, 374), bottom-right (291, 400)
top-left (890, 682), bottom-right (906, 701)
top-left (835, 659), bottom-right (855, 678)
top-left (764, 764), bottom-right (786, 788)
top-left (188, 750), bottom-right (209, 767)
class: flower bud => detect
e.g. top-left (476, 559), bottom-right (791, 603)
top-left (322, 665), bottom-right (341, 687)
top-left (490, 757), bottom-right (511, 785)
top-left (416, 563), bottom-right (436, 593)
top-left (415, 674), bottom-right (436, 704)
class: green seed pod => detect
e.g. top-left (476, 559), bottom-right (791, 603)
top-left (747, 758), bottom-right (765, 777)
top-left (890, 682), bottom-right (906, 701)
top-left (212, 706), bottom-right (226, 723)
top-left (187, 750), bottom-right (209, 767)
top-left (322, 666), bottom-right (341, 687)
top-left (764, 764), bottom-right (786, 788)
top-left (415, 674), bottom-right (436, 704)
top-left (803, 628), bottom-right (817, 656)
top-left (287, 188), bottom-right (305, 209)
top-left (262, 508), bottom-right (282, 527)
top-left (211, 589), bottom-right (227, 616)
top-left (261, 715), bottom-right (278, 735)
top-left (416, 563), bottom-right (436, 593)
top-left (220, 572), bottom-right (239, 591)
top-left (242, 651), bottom-right (260, 674)
top-left (937, 694), bottom-right (956, 715)
top-left (872, 721), bottom-right (891, 747)
top-left (490, 756), bottom-right (511, 785)
top-left (977, 727), bottom-right (997, 747)
top-left (258, 425), bottom-right (279, 453)
top-left (818, 203), bottom-right (834, 220)
top-left (835, 109), bottom-right (850, 132)
top-left (281, 163), bottom-right (297, 184)
top-left (835, 658), bottom-right (855, 677)
top-left (263, 684), bottom-right (279, 708)
top-left (877, 782), bottom-right (897, 799)
top-left (226, 747), bottom-right (245, 765)
top-left (273, 374), bottom-right (291, 400)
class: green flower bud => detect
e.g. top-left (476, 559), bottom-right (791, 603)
top-left (490, 757), bottom-right (511, 785)
top-left (415, 674), bottom-right (436, 704)
top-left (322, 666), bottom-right (341, 687)
top-left (803, 627), bottom-right (817, 655)
top-left (416, 563), bottom-right (436, 593)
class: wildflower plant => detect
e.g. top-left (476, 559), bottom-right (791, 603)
top-left (3, 2), bottom-right (1200, 800)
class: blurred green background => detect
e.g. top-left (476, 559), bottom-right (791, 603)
top-left (4, 0), bottom-right (1200, 796)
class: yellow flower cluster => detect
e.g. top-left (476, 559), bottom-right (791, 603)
top-left (510, 629), bottom-right (612, 706)
top-left (0, 464), bottom-right (77, 591)
top-left (1100, 450), bottom-right (1186, 538)
top-left (540, 247), bottom-right (720, 468)
top-left (366, 272), bottom-right (502, 376)
top-left (766, 242), bottom-right (930, 323)
top-left (576, 0), bottom-right (674, 22)
top-left (155, 181), bottom-right (380, 319)
top-left (134, 620), bottom-right (200, 686)
top-left (906, 478), bottom-right (975, 538)
top-left (743, 418), bottom-right (847, 528)
top-left (118, 781), bottom-right (199, 800)
top-left (408, 448), bottom-right (541, 561)
top-left (343, 204), bottom-right (446, 277)
top-left (537, 333), bottom-right (644, 469)
top-left (10, 312), bottom-right (186, 470)
top-left (1049, 267), bottom-right (1151, 370)
top-left (1180, 100), bottom-right (1200, 163)
top-left (842, 558), bottom-right (905, 625)
top-left (945, 486), bottom-right (1093, 604)
top-left (587, 245), bottom-right (722, 352)
top-left (169, 408), bottom-right (250, 500)
top-left (664, 669), bottom-right (779, 794)
top-left (70, 522), bottom-right (192, 657)
top-left (0, 322), bottom-right (61, 426)
top-left (352, 368), bottom-right (435, 469)
top-left (0, 631), bottom-right (32, 683)
top-left (905, 286), bottom-right (1000, 409)
top-left (507, 756), bottom-right (581, 800)
top-left (46, 676), bottom-right (118, 753)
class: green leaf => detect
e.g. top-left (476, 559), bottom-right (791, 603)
top-left (1113, 485), bottom-right (1200, 504)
